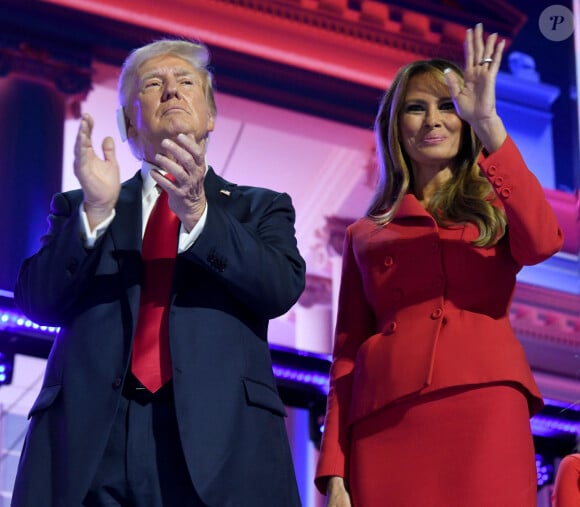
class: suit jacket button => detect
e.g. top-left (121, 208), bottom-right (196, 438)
top-left (65, 258), bottom-right (79, 277)
top-left (112, 377), bottom-right (123, 389)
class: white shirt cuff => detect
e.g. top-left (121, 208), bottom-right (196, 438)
top-left (178, 203), bottom-right (208, 253)
top-left (80, 206), bottom-right (116, 248)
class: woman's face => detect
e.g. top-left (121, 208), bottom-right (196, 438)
top-left (398, 72), bottom-right (463, 174)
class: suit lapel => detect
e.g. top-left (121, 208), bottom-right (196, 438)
top-left (110, 172), bottom-right (143, 252)
top-left (110, 171), bottom-right (143, 333)
top-left (204, 167), bottom-right (237, 207)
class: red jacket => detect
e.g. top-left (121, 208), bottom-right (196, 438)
top-left (316, 136), bottom-right (564, 486)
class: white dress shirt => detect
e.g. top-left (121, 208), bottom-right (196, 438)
top-left (80, 160), bottom-right (208, 251)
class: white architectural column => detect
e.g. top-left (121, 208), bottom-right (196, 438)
top-left (295, 272), bottom-right (334, 355)
top-left (295, 301), bottom-right (333, 355)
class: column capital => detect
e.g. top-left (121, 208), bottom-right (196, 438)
top-left (298, 274), bottom-right (332, 308)
top-left (0, 41), bottom-right (93, 118)
top-left (324, 216), bottom-right (354, 257)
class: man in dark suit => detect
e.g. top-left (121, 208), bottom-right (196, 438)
top-left (11, 39), bottom-right (305, 506)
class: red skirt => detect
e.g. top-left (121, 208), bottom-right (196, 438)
top-left (349, 383), bottom-right (537, 507)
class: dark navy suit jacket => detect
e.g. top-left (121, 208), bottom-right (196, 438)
top-left (12, 168), bottom-right (306, 506)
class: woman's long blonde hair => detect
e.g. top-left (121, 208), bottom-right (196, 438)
top-left (368, 59), bottom-right (506, 247)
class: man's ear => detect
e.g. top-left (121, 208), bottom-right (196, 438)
top-left (116, 107), bottom-right (128, 142)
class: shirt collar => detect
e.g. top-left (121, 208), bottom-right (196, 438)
top-left (140, 160), bottom-right (159, 198)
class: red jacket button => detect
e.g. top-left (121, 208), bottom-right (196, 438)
top-left (431, 308), bottom-right (443, 319)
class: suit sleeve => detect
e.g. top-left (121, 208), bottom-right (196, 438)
top-left (183, 190), bottom-right (306, 319)
top-left (552, 454), bottom-right (580, 507)
top-left (15, 191), bottom-right (104, 326)
top-left (478, 136), bottom-right (563, 265)
top-left (315, 227), bottom-right (375, 494)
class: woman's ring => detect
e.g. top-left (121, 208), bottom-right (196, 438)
top-left (479, 57), bottom-right (494, 65)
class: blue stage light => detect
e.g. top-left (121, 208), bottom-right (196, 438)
top-left (0, 350), bottom-right (14, 385)
top-left (536, 454), bottom-right (554, 487)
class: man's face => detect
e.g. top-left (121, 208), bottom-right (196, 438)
top-left (127, 53), bottom-right (215, 162)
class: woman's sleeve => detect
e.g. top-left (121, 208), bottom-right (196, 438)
top-left (478, 135), bottom-right (564, 265)
top-left (551, 454), bottom-right (580, 507)
top-left (314, 227), bottom-right (375, 494)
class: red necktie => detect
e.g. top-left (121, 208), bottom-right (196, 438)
top-left (131, 188), bottom-right (180, 393)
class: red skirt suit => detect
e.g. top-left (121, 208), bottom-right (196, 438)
top-left (315, 137), bottom-right (564, 506)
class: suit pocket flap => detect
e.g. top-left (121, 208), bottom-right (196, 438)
top-left (28, 385), bottom-right (61, 419)
top-left (242, 378), bottom-right (287, 417)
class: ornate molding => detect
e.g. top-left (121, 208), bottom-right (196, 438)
top-left (34, 0), bottom-right (524, 91)
top-left (514, 282), bottom-right (580, 318)
top-left (0, 42), bottom-right (93, 118)
top-left (324, 215), bottom-right (355, 256)
top-left (511, 303), bottom-right (580, 348)
top-left (298, 273), bottom-right (333, 308)
top-left (209, 0), bottom-right (467, 62)
top-left (511, 283), bottom-right (580, 380)
top-left (207, 0), bottom-right (526, 56)
top-left (0, 0), bottom-right (529, 128)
